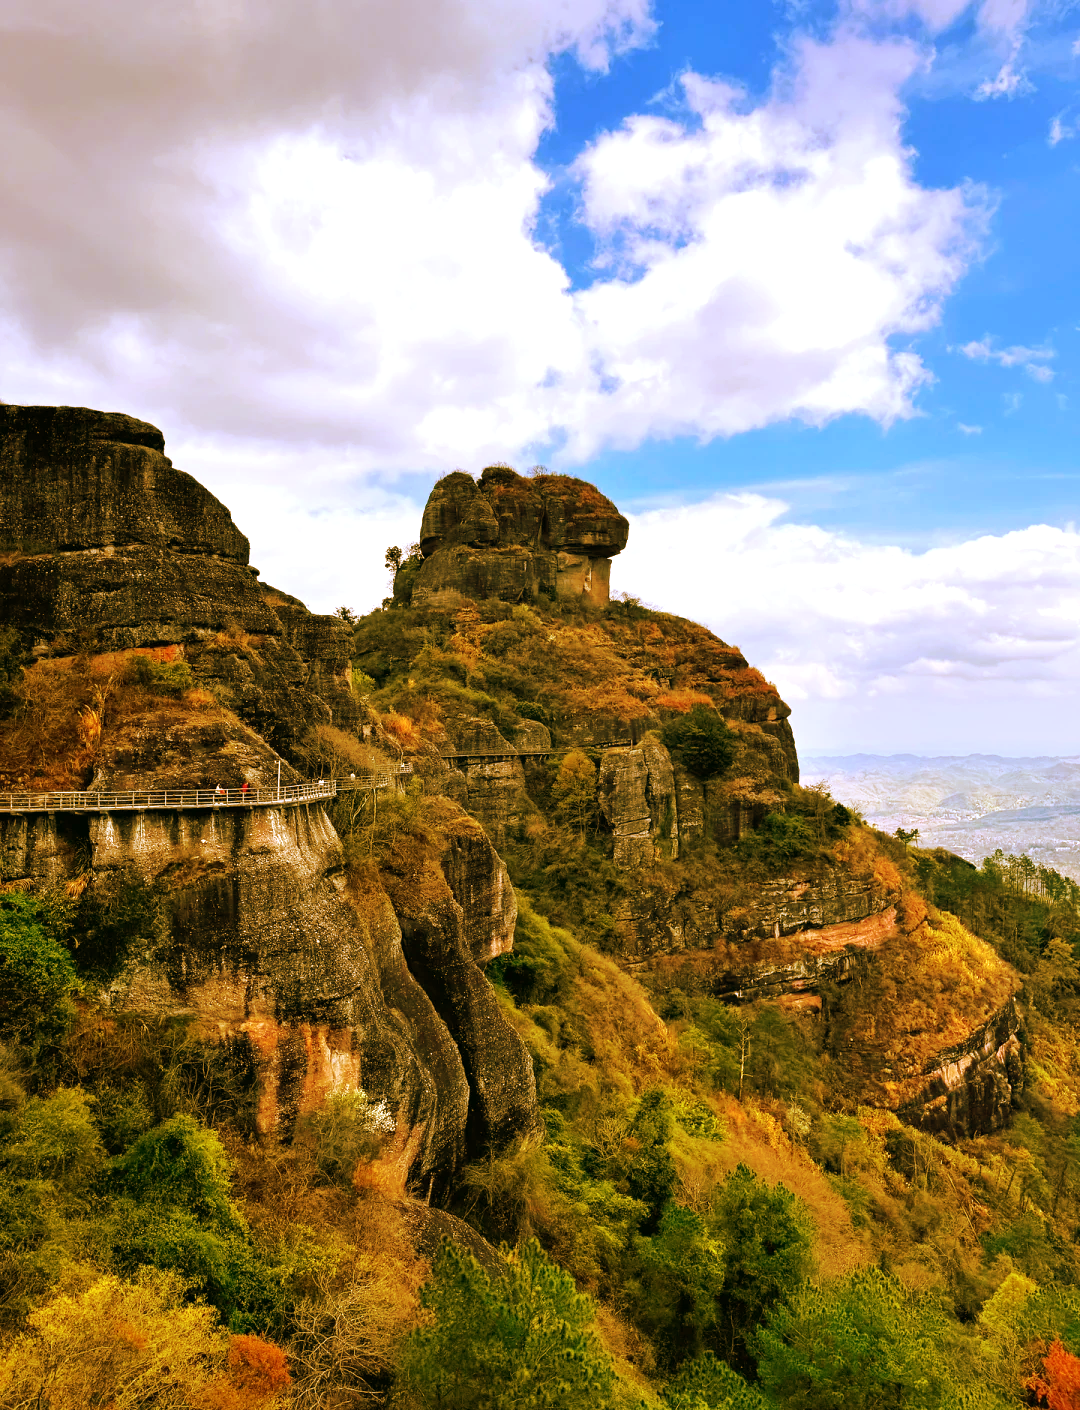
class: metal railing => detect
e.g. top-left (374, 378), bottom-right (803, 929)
top-left (0, 766), bottom-right (413, 815)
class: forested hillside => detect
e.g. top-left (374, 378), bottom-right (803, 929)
top-left (1, 423), bottom-right (1080, 1409)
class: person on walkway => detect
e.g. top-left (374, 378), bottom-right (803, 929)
top-left (215, 784), bottom-right (225, 805)
top-left (240, 781), bottom-right (249, 798)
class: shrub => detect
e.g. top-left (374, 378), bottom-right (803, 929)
top-left (0, 1268), bottom-right (225, 1409)
top-left (296, 1089), bottom-right (395, 1186)
top-left (708, 1163), bottom-right (814, 1374)
top-left (661, 708), bottom-right (735, 781)
top-left (125, 653), bottom-right (194, 696)
top-left (0, 890), bottom-right (78, 1036)
top-left (755, 1266), bottom-right (951, 1409)
top-left (3, 1088), bottom-right (104, 1190)
top-left (111, 1114), bottom-right (242, 1229)
top-left (663, 1351), bottom-right (769, 1409)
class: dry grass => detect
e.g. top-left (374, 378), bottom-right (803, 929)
top-left (0, 650), bottom-right (231, 788)
top-left (712, 1093), bottom-right (870, 1278)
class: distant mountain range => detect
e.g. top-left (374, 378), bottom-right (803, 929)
top-left (801, 754), bottom-right (1080, 882)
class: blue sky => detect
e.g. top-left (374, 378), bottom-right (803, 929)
top-left (2, 0), bottom-right (1080, 754)
top-left (538, 0), bottom-right (1080, 542)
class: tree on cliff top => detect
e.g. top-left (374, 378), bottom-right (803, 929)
top-left (661, 707), bottom-right (735, 781)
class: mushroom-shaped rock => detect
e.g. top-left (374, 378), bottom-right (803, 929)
top-left (410, 465), bottom-right (629, 608)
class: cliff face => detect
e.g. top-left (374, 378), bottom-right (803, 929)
top-left (0, 405), bottom-right (356, 759)
top-left (0, 404), bottom-right (542, 1199)
top-left (0, 405), bottom-right (1027, 1162)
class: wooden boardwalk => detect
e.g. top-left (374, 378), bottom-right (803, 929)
top-left (0, 768), bottom-right (411, 815)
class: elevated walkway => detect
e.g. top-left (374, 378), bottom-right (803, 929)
top-left (0, 766), bottom-right (412, 815)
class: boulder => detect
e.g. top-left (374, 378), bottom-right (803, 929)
top-left (411, 466), bottom-right (628, 608)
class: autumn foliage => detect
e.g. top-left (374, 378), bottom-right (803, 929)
top-left (1028, 1340), bottom-right (1080, 1410)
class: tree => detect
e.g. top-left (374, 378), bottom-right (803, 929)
top-left (708, 1164), bottom-right (813, 1374)
top-left (0, 1269), bottom-right (226, 1410)
top-left (620, 1088), bottom-right (677, 1233)
top-left (663, 1351), bottom-right (769, 1410)
top-left (0, 890), bottom-right (78, 1036)
top-left (755, 1266), bottom-right (950, 1409)
top-left (551, 750), bottom-right (597, 839)
top-left (661, 707), bottom-right (736, 781)
top-left (397, 1238), bottom-right (616, 1410)
top-left (1027, 1340), bottom-right (1080, 1410)
top-left (895, 827), bottom-right (921, 847)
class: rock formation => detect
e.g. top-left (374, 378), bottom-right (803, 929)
top-left (409, 466), bottom-right (628, 608)
top-left (0, 403), bottom-right (543, 1199)
top-left (0, 403), bottom-right (1029, 1169)
top-left (0, 405), bottom-right (356, 758)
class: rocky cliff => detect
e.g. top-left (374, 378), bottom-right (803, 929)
top-left (407, 465), bottom-right (628, 608)
top-left (0, 404), bottom-right (356, 759)
top-left (0, 404), bottom-right (1028, 1178)
top-left (0, 404), bottom-right (542, 1201)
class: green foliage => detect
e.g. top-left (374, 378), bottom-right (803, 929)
top-left (106, 1115), bottom-right (297, 1332)
top-left (661, 708), bottom-right (736, 781)
top-left (488, 900), bottom-right (574, 1006)
top-left (0, 891), bottom-right (77, 1037)
top-left (913, 846), bottom-right (1080, 973)
top-left (297, 1088), bottom-right (394, 1186)
top-left (709, 1163), bottom-right (814, 1374)
top-left (630, 1203), bottom-right (725, 1366)
top-left (111, 1113), bottom-right (242, 1229)
top-left (3, 1088), bottom-right (104, 1190)
top-left (623, 1089), bottom-right (677, 1233)
top-left (663, 1352), bottom-right (769, 1410)
top-left (738, 812), bottom-right (816, 864)
top-left (755, 1266), bottom-right (952, 1409)
top-left (125, 654), bottom-right (194, 695)
top-left (398, 1237), bottom-right (617, 1409)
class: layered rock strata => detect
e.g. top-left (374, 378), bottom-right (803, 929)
top-left (898, 999), bottom-right (1024, 1139)
top-left (0, 405), bottom-right (356, 758)
top-left (0, 792), bottom-right (538, 1198)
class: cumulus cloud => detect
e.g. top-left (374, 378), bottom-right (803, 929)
top-left (612, 493), bottom-right (1080, 752)
top-left (0, 0), bottom-right (987, 477)
top-left (959, 336), bottom-right (1055, 380)
top-left (1050, 114), bottom-right (1077, 146)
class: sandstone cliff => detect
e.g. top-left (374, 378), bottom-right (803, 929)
top-left (0, 404), bottom-right (542, 1202)
top-left (408, 465), bottom-right (628, 608)
top-left (0, 404), bottom-right (356, 759)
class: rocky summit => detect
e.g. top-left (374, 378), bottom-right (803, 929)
top-left (0, 405), bottom-right (1074, 1410)
top-left (406, 464), bottom-right (628, 607)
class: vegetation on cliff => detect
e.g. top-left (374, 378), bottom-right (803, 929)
top-left (2, 430), bottom-right (1080, 1407)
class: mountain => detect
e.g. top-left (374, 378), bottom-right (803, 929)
top-left (803, 753), bottom-right (1080, 880)
top-left (0, 406), bottom-right (1077, 1409)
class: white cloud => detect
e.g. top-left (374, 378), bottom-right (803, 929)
top-left (1050, 114), bottom-right (1077, 145)
top-left (959, 336), bottom-right (1055, 381)
top-left (957, 421), bottom-right (983, 433)
top-left (0, 1), bottom-right (987, 479)
top-left (613, 493), bottom-right (1080, 753)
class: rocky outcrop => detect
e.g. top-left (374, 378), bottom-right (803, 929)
top-left (0, 788), bottom-right (538, 1198)
top-left (641, 908), bottom-right (900, 999)
top-left (0, 405), bottom-right (247, 559)
top-left (899, 999), bottom-right (1024, 1139)
top-left (0, 404), bottom-right (356, 760)
top-left (411, 466), bottom-right (628, 608)
top-left (378, 824), bottom-right (543, 1158)
top-left (598, 737), bottom-right (678, 867)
